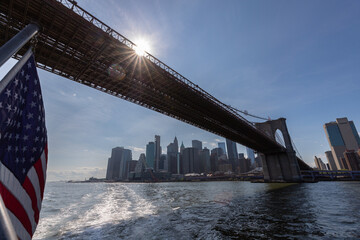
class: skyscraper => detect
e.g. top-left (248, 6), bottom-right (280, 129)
top-left (154, 135), bottom-right (161, 172)
top-left (325, 151), bottom-right (337, 170)
top-left (218, 142), bottom-right (226, 156)
top-left (192, 140), bottom-right (202, 150)
top-left (106, 157), bottom-right (112, 180)
top-left (167, 137), bottom-right (179, 174)
top-left (134, 153), bottom-right (146, 173)
top-left (238, 153), bottom-right (249, 173)
top-left (210, 147), bottom-right (223, 172)
top-left (146, 142), bottom-right (155, 169)
top-left (120, 149), bottom-right (132, 179)
top-left (180, 141), bottom-right (185, 154)
top-left (174, 136), bottom-right (179, 152)
top-left (226, 138), bottom-right (238, 172)
top-left (182, 147), bottom-right (200, 173)
top-left (246, 147), bottom-right (255, 167)
top-left (200, 147), bottom-right (210, 173)
top-left (159, 154), bottom-right (167, 170)
top-left (343, 150), bottom-right (360, 171)
top-left (314, 156), bottom-right (327, 170)
top-left (324, 118), bottom-right (360, 169)
top-left (106, 147), bottom-right (132, 180)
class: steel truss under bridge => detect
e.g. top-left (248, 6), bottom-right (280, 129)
top-left (0, 0), bottom-right (287, 154)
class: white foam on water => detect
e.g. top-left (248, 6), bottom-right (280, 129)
top-left (42, 183), bottom-right (157, 239)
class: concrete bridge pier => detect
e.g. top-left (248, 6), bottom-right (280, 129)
top-left (255, 118), bottom-right (302, 182)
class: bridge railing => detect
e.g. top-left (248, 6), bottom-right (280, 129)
top-left (301, 170), bottom-right (360, 180)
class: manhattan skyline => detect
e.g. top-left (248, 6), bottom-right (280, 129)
top-left (1, 0), bottom-right (359, 181)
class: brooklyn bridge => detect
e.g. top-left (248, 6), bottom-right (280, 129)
top-left (0, 0), bottom-right (311, 182)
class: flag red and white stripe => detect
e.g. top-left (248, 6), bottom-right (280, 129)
top-left (0, 50), bottom-right (48, 240)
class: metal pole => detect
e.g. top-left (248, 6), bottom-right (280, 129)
top-left (0, 195), bottom-right (17, 240)
top-left (0, 23), bottom-right (39, 68)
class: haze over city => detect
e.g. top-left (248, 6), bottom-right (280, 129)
top-left (1, 0), bottom-right (359, 181)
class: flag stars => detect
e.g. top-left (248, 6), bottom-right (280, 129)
top-left (21, 70), bottom-right (24, 76)
top-left (6, 104), bottom-right (12, 112)
top-left (5, 89), bottom-right (11, 97)
top-left (6, 118), bottom-right (12, 125)
top-left (30, 157), bottom-right (35, 162)
top-left (7, 146), bottom-right (12, 151)
top-left (16, 158), bottom-right (19, 164)
top-left (25, 123), bottom-right (31, 130)
top-left (15, 146), bottom-right (19, 152)
top-left (27, 113), bottom-right (33, 119)
top-left (36, 127), bottom-right (40, 132)
top-left (35, 136), bottom-right (39, 142)
top-left (32, 147), bottom-right (37, 153)
top-left (31, 101), bottom-right (36, 108)
top-left (22, 169), bottom-right (26, 174)
top-left (33, 91), bottom-right (37, 97)
top-left (27, 62), bottom-right (32, 68)
top-left (25, 74), bottom-right (30, 81)
top-left (23, 135), bottom-right (28, 141)
top-left (22, 146), bottom-right (27, 152)
top-left (14, 93), bottom-right (18, 100)
top-left (14, 78), bottom-right (19, 86)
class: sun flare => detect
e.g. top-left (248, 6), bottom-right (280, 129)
top-left (134, 38), bottom-right (151, 56)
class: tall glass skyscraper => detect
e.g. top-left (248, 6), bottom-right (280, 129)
top-left (246, 147), bottom-right (255, 167)
top-left (146, 142), bottom-right (155, 169)
top-left (106, 147), bottom-right (132, 180)
top-left (324, 118), bottom-right (360, 170)
top-left (192, 140), bottom-right (202, 150)
top-left (154, 135), bottom-right (161, 172)
top-left (225, 139), bottom-right (238, 171)
top-left (218, 142), bottom-right (226, 156)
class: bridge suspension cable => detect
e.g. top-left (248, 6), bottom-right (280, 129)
top-left (291, 139), bottom-right (304, 160)
top-left (227, 105), bottom-right (270, 121)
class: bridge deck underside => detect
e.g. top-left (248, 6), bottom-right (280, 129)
top-left (0, 0), bottom-right (284, 154)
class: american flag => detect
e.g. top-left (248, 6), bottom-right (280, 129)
top-left (0, 51), bottom-right (47, 240)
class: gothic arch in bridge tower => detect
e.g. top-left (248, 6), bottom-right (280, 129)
top-left (274, 129), bottom-right (286, 148)
top-left (255, 118), bottom-right (302, 182)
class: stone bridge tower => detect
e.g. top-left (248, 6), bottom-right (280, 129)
top-left (255, 118), bottom-right (302, 182)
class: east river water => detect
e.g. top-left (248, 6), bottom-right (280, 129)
top-left (33, 181), bottom-right (360, 239)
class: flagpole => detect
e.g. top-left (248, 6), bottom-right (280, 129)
top-left (0, 23), bottom-right (39, 68)
top-left (0, 48), bottom-right (33, 92)
top-left (0, 195), bottom-right (17, 240)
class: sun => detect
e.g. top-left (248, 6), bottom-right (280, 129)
top-left (134, 38), bottom-right (151, 56)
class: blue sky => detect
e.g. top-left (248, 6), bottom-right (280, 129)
top-left (1, 0), bottom-right (360, 180)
